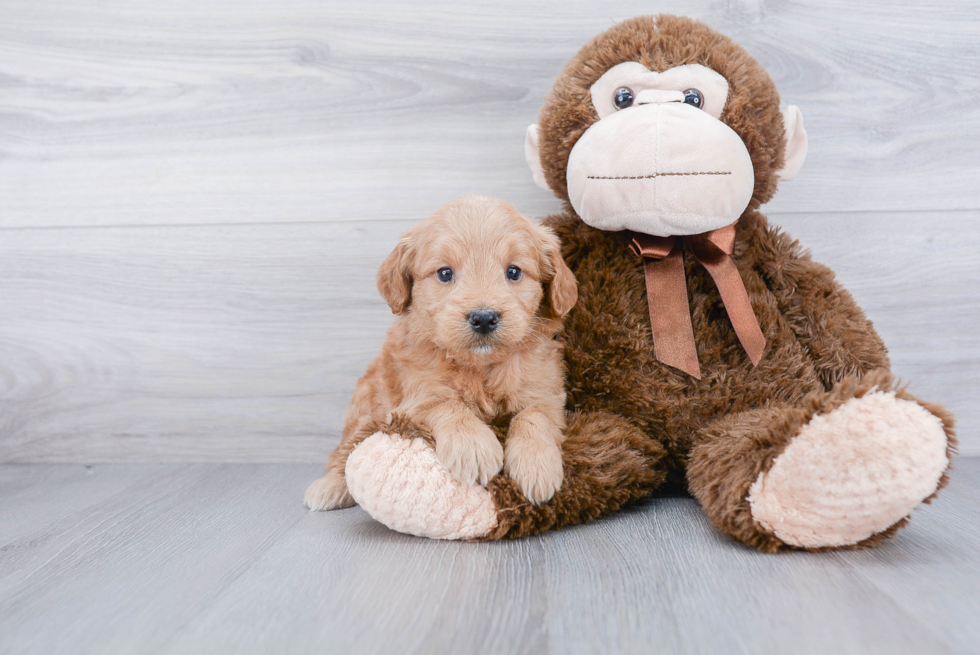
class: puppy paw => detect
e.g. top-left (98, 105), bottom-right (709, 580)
top-left (435, 424), bottom-right (504, 487)
top-left (505, 435), bottom-right (564, 504)
top-left (304, 471), bottom-right (356, 511)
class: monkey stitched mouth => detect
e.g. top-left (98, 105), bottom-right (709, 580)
top-left (587, 171), bottom-right (731, 180)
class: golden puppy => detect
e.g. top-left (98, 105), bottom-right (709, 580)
top-left (305, 195), bottom-right (578, 510)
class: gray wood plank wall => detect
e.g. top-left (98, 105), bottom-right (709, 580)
top-left (1, 0), bottom-right (978, 461)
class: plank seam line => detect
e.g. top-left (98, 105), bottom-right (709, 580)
top-left (2, 209), bottom-right (980, 232)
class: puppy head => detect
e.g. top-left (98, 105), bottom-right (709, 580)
top-left (377, 195), bottom-right (577, 362)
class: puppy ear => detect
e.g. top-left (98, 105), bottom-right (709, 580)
top-left (537, 226), bottom-right (578, 318)
top-left (377, 239), bottom-right (413, 314)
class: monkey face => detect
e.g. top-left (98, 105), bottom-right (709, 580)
top-left (566, 62), bottom-right (755, 237)
top-left (525, 15), bottom-right (809, 238)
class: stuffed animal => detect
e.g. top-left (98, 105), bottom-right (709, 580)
top-left (338, 14), bottom-right (955, 551)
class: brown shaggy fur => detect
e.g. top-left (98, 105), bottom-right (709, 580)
top-left (322, 16), bottom-right (955, 551)
top-left (538, 14), bottom-right (785, 213)
top-left (349, 410), bottom-right (668, 540)
top-left (478, 15), bottom-right (956, 548)
top-left (304, 195), bottom-right (579, 510)
top-left (485, 410), bottom-right (668, 540)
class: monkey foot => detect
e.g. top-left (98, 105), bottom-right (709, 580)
top-left (748, 391), bottom-right (949, 548)
top-left (345, 432), bottom-right (498, 540)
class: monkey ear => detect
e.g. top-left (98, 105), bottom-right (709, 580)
top-left (525, 124), bottom-right (551, 191)
top-left (776, 105), bottom-right (808, 181)
top-left (537, 226), bottom-right (578, 318)
top-left (376, 239), bottom-right (413, 315)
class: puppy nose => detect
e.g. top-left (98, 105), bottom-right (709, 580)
top-left (468, 308), bottom-right (499, 335)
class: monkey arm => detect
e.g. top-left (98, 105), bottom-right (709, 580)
top-left (746, 214), bottom-right (890, 388)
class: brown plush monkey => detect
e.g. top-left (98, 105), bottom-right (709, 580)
top-left (335, 15), bottom-right (955, 551)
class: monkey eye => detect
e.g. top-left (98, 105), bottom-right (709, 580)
top-left (436, 267), bottom-right (454, 283)
top-left (613, 86), bottom-right (635, 109)
top-left (682, 88), bottom-right (704, 109)
top-left (506, 265), bottom-right (523, 281)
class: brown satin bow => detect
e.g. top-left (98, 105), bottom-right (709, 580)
top-left (629, 222), bottom-right (766, 379)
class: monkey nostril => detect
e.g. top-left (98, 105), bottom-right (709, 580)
top-left (468, 309), bottom-right (500, 335)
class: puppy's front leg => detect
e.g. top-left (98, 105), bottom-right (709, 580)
top-left (505, 408), bottom-right (565, 505)
top-left (426, 401), bottom-right (503, 486)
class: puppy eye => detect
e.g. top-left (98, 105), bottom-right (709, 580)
top-left (506, 265), bottom-right (522, 281)
top-left (682, 88), bottom-right (704, 109)
top-left (613, 86), bottom-right (634, 110)
top-left (436, 267), bottom-right (454, 283)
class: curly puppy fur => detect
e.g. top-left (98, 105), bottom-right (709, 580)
top-left (480, 15), bottom-right (955, 548)
top-left (304, 195), bottom-right (578, 510)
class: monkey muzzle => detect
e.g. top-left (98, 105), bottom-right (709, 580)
top-left (566, 100), bottom-right (755, 237)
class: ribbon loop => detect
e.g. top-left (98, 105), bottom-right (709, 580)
top-left (630, 222), bottom-right (766, 377)
top-left (630, 233), bottom-right (676, 260)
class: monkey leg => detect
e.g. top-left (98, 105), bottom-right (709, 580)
top-left (343, 415), bottom-right (498, 540)
top-left (687, 369), bottom-right (955, 552)
top-left (485, 411), bottom-right (667, 539)
top-left (343, 411), bottom-right (667, 540)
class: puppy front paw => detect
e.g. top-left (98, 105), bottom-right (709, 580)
top-left (435, 424), bottom-right (504, 487)
top-left (505, 436), bottom-right (564, 504)
top-left (304, 471), bottom-right (356, 511)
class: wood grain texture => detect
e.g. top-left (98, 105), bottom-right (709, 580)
top-left (539, 500), bottom-right (953, 654)
top-left (0, 0), bottom-right (978, 229)
top-left (1, 212), bottom-right (977, 462)
top-left (0, 221), bottom-right (398, 463)
top-left (0, 460), bottom-right (977, 654)
top-left (0, 464), bottom-right (310, 655)
top-left (0, 464), bottom-right (181, 544)
top-left (0, 0), bottom-right (977, 462)
top-left (163, 497), bottom-right (548, 655)
top-left (835, 459), bottom-right (980, 654)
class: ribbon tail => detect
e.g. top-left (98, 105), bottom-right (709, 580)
top-left (643, 248), bottom-right (701, 379)
top-left (698, 253), bottom-right (766, 366)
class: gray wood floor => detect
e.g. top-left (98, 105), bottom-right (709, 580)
top-left (0, 458), bottom-right (977, 655)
